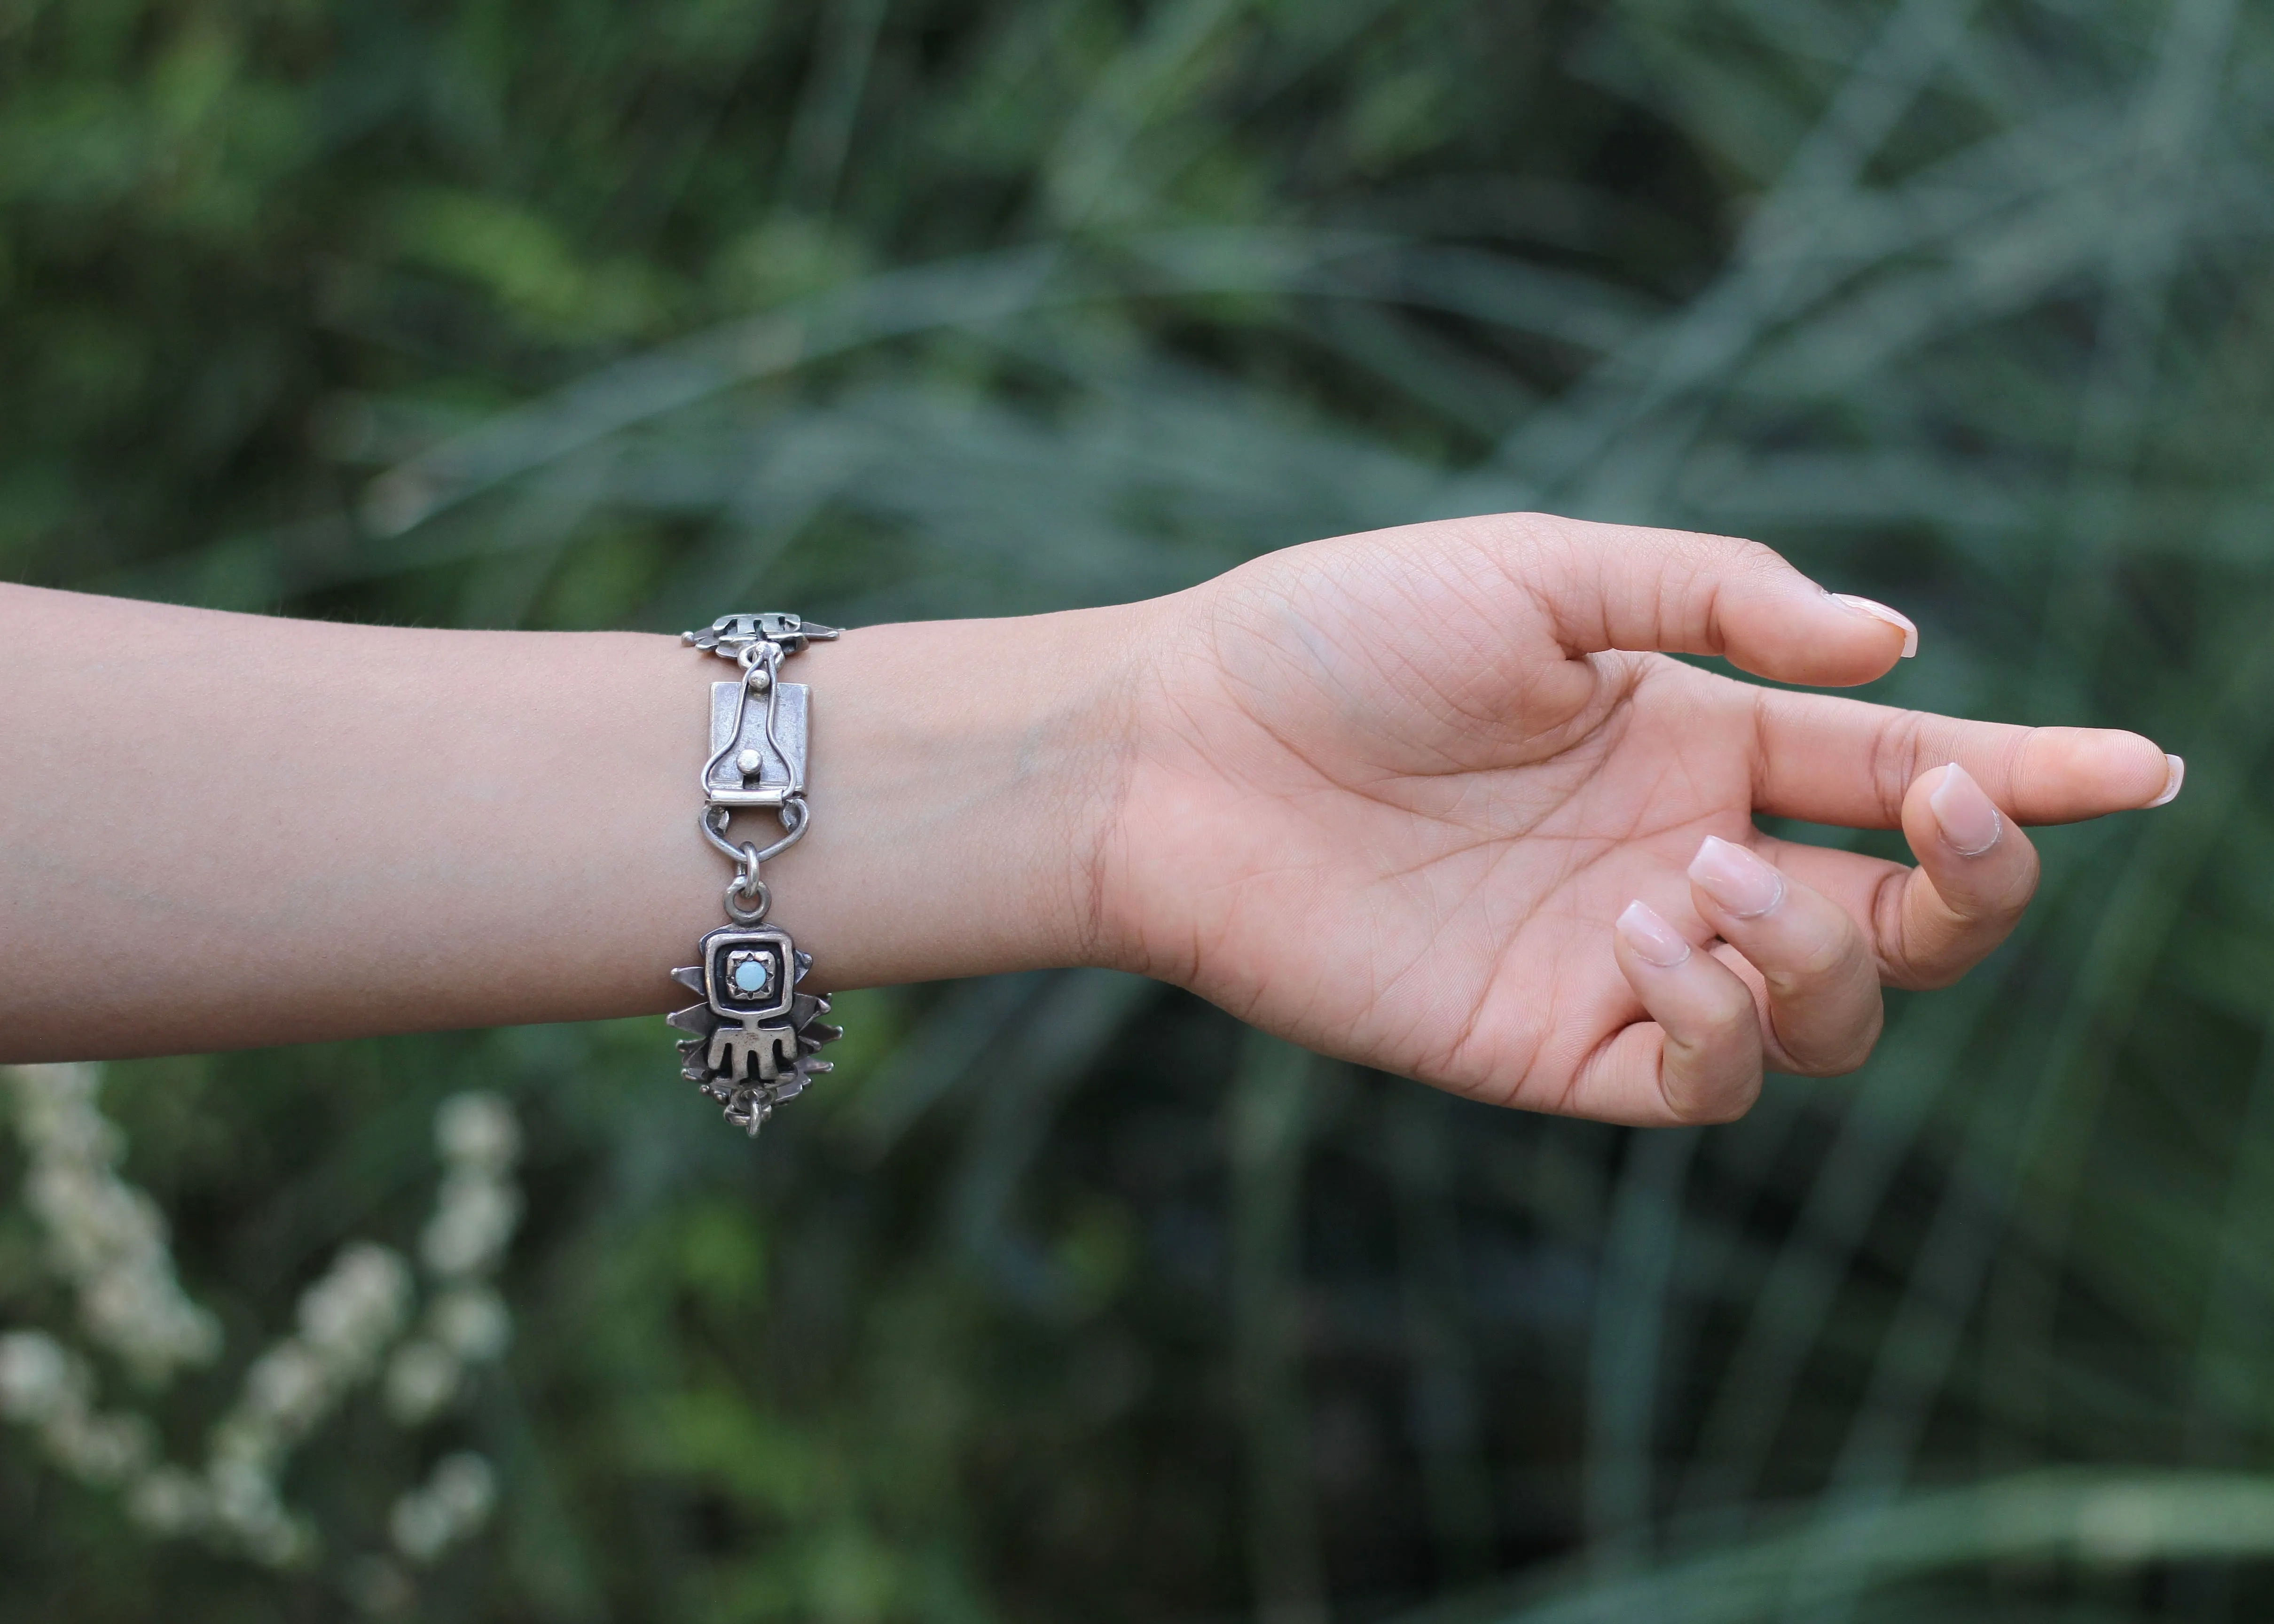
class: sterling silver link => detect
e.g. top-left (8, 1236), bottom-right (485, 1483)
top-left (666, 613), bottom-right (845, 1139)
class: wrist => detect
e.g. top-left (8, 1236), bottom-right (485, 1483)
top-left (758, 604), bottom-right (1149, 988)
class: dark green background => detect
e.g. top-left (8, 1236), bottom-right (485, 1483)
top-left (3, 0), bottom-right (2270, 1618)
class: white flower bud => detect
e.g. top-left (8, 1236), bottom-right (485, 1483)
top-left (390, 1451), bottom-right (495, 1565)
top-left (429, 1452), bottom-right (495, 1519)
top-left (46, 1407), bottom-right (154, 1485)
top-left (208, 1454), bottom-right (280, 1528)
top-left (7, 1066), bottom-right (219, 1386)
top-left (244, 1346), bottom-right (325, 1430)
top-left (0, 1331), bottom-right (78, 1422)
top-left (430, 1287), bottom-right (510, 1362)
top-left (384, 1340), bottom-right (460, 1425)
top-left (295, 1244), bottom-right (412, 1369)
top-left (419, 1178), bottom-right (522, 1279)
top-left (126, 1465), bottom-right (210, 1535)
top-left (0, 1069), bottom-right (526, 1571)
top-left (434, 1094), bottom-right (519, 1172)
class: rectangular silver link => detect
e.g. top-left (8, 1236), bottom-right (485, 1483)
top-left (705, 680), bottom-right (808, 806)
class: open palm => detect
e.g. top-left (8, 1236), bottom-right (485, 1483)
top-left (1101, 515), bottom-right (2178, 1124)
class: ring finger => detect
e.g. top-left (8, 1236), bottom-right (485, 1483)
top-left (1686, 834), bottom-right (1884, 1075)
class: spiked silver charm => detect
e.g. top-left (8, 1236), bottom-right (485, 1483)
top-left (674, 612), bottom-right (844, 1140)
top-left (668, 926), bottom-right (843, 1137)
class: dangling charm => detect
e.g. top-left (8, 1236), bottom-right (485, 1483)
top-left (667, 925), bottom-right (843, 1137)
top-left (672, 612), bottom-right (844, 1140)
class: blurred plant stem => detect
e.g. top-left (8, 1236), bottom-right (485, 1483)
top-left (1230, 1030), bottom-right (1329, 1624)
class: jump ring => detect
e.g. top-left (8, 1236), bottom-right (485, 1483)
top-left (724, 877), bottom-right (771, 925)
top-left (726, 842), bottom-right (770, 924)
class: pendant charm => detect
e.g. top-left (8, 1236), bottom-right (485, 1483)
top-left (667, 924), bottom-right (842, 1137)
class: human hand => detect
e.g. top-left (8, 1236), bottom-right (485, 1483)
top-left (1096, 515), bottom-right (2181, 1125)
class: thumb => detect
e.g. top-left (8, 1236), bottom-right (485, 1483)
top-left (1516, 515), bottom-right (1916, 687)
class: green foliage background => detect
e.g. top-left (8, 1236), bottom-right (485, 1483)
top-left (2, 0), bottom-right (2271, 1618)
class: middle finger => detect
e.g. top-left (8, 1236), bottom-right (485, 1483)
top-left (1746, 763), bottom-right (2043, 991)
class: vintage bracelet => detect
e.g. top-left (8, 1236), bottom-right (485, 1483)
top-left (666, 613), bottom-right (845, 1139)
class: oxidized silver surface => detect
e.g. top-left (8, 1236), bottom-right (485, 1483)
top-left (667, 926), bottom-right (842, 1137)
top-left (704, 678), bottom-right (807, 806)
top-left (674, 612), bottom-right (843, 1140)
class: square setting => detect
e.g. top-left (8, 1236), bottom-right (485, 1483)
top-left (724, 949), bottom-right (774, 999)
top-left (701, 927), bottom-right (793, 1022)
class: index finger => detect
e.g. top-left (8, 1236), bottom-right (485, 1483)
top-left (1749, 687), bottom-right (2180, 828)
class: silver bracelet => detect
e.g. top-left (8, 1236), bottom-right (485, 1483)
top-left (666, 612), bottom-right (846, 1139)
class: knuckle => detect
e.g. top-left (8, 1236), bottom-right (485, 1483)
top-left (1750, 898), bottom-right (1870, 989)
top-left (1935, 834), bottom-right (2041, 926)
top-left (1666, 1068), bottom-right (1762, 1125)
top-left (1661, 988), bottom-right (1765, 1124)
top-left (1667, 526), bottom-right (1776, 570)
top-left (1866, 709), bottom-right (1930, 826)
top-left (1786, 1004), bottom-right (1884, 1076)
top-left (1644, 531), bottom-right (1788, 656)
top-left (1869, 865), bottom-right (1924, 984)
top-left (1462, 511), bottom-right (1560, 570)
top-left (1978, 855), bottom-right (2041, 922)
top-left (1709, 976), bottom-right (1763, 1031)
top-left (1779, 929), bottom-right (1862, 982)
top-left (1880, 848), bottom-right (2039, 992)
top-left (1725, 536), bottom-right (1791, 581)
top-left (1888, 925), bottom-right (1980, 989)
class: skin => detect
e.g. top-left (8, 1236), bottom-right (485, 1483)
top-left (0, 514), bottom-right (2179, 1125)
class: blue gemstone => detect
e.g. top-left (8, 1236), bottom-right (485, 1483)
top-left (733, 959), bottom-right (769, 993)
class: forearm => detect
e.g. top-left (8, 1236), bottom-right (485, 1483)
top-left (0, 584), bottom-right (1138, 1061)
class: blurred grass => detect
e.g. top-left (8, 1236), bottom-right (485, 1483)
top-left (4, 0), bottom-right (2274, 1619)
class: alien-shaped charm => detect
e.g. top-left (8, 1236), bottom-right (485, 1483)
top-left (667, 924), bottom-right (842, 1137)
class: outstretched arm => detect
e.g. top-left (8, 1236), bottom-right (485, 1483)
top-left (0, 514), bottom-right (2180, 1124)
top-left (0, 583), bottom-right (1135, 1056)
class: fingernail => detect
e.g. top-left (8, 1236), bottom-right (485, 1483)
top-left (1928, 762), bottom-right (2002, 857)
top-left (1616, 900), bottom-right (1692, 968)
top-left (2148, 754), bottom-right (2185, 808)
top-left (1827, 592), bottom-right (1920, 658)
top-left (1688, 835), bottom-right (1786, 919)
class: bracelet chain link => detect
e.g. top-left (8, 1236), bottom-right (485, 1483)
top-left (665, 613), bottom-right (846, 1140)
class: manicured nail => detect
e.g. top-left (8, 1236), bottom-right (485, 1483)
top-left (1928, 762), bottom-right (2001, 857)
top-left (1616, 900), bottom-right (1692, 968)
top-left (1827, 592), bottom-right (1919, 658)
top-left (2148, 754), bottom-right (2185, 807)
top-left (1688, 835), bottom-right (1786, 919)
